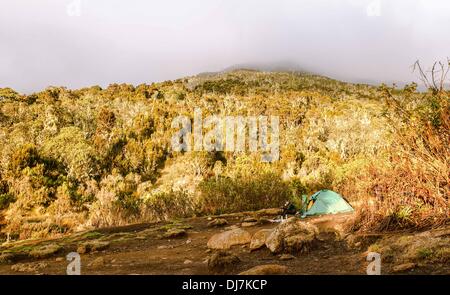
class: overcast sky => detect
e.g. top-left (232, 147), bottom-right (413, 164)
top-left (1, 0), bottom-right (449, 93)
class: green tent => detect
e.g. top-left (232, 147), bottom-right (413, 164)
top-left (302, 189), bottom-right (354, 217)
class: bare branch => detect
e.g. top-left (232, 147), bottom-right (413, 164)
top-left (413, 60), bottom-right (431, 89)
top-left (439, 62), bottom-right (445, 91)
top-left (431, 62), bottom-right (438, 91)
top-left (413, 60), bottom-right (449, 93)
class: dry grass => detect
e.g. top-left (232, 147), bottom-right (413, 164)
top-left (349, 89), bottom-right (449, 232)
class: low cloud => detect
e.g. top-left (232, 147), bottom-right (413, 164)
top-left (1, 0), bottom-right (449, 93)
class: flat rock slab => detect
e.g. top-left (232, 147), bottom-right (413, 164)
top-left (207, 228), bottom-right (251, 250)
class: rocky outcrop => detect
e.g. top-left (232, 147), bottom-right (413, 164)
top-left (249, 229), bottom-right (273, 250)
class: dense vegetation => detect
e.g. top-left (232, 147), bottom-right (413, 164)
top-left (0, 70), bottom-right (448, 240)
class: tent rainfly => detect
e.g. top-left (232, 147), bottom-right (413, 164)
top-left (302, 189), bottom-right (354, 217)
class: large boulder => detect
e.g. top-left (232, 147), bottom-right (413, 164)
top-left (239, 264), bottom-right (288, 275)
top-left (207, 228), bottom-right (251, 250)
top-left (249, 229), bottom-right (273, 250)
top-left (265, 217), bottom-right (318, 254)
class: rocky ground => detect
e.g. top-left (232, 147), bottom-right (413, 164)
top-left (0, 209), bottom-right (448, 275)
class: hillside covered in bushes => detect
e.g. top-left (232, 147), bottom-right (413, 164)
top-left (0, 70), bottom-right (448, 241)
